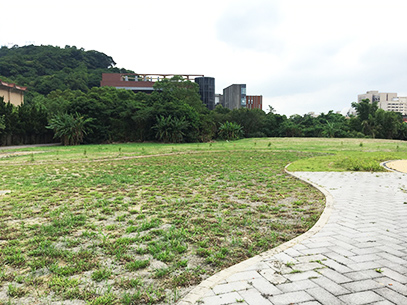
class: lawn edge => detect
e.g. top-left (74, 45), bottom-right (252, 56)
top-left (176, 164), bottom-right (334, 305)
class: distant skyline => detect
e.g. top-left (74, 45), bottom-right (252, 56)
top-left (2, 0), bottom-right (407, 116)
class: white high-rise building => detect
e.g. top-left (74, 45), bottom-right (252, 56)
top-left (357, 91), bottom-right (407, 115)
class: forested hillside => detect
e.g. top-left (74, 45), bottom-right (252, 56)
top-left (0, 44), bottom-right (132, 97)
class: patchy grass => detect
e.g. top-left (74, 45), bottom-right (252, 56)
top-left (0, 137), bottom-right (405, 303)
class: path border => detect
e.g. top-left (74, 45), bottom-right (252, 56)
top-left (177, 166), bottom-right (334, 305)
top-left (381, 160), bottom-right (406, 173)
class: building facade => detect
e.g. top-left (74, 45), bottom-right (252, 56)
top-left (195, 77), bottom-right (215, 110)
top-left (0, 80), bottom-right (26, 106)
top-left (100, 73), bottom-right (204, 94)
top-left (246, 95), bottom-right (262, 110)
top-left (358, 90), bottom-right (407, 115)
top-left (222, 84), bottom-right (246, 110)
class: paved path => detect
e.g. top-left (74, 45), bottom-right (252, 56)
top-left (179, 171), bottom-right (407, 305)
top-left (383, 160), bottom-right (407, 173)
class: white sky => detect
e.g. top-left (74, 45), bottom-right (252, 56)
top-left (2, 0), bottom-right (407, 116)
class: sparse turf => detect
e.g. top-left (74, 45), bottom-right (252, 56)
top-left (0, 138), bottom-right (405, 304)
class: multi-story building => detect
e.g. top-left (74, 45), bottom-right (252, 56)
top-left (101, 73), bottom-right (219, 110)
top-left (222, 84), bottom-right (246, 110)
top-left (100, 73), bottom-right (204, 94)
top-left (358, 90), bottom-right (407, 115)
top-left (220, 85), bottom-right (262, 110)
top-left (194, 77), bottom-right (215, 110)
top-left (0, 79), bottom-right (26, 106)
top-left (246, 95), bottom-right (262, 110)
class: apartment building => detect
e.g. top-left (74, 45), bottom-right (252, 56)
top-left (358, 90), bottom-right (407, 115)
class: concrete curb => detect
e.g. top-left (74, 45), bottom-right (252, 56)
top-left (381, 160), bottom-right (406, 173)
top-left (177, 167), bottom-right (334, 305)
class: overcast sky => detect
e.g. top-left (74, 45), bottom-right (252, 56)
top-left (2, 0), bottom-right (407, 116)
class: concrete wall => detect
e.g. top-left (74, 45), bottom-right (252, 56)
top-left (223, 84), bottom-right (246, 110)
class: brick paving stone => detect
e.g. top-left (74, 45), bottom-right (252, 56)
top-left (268, 291), bottom-right (314, 305)
top-left (296, 254), bottom-right (327, 264)
top-left (374, 287), bottom-right (407, 304)
top-left (351, 247), bottom-right (383, 255)
top-left (276, 279), bottom-right (318, 293)
top-left (301, 240), bottom-right (335, 249)
top-left (380, 268), bottom-right (407, 284)
top-left (321, 259), bottom-right (353, 273)
top-left (200, 291), bottom-right (243, 305)
top-left (283, 247), bottom-right (303, 258)
top-left (290, 262), bottom-right (323, 272)
top-left (375, 252), bottom-right (407, 265)
top-left (341, 279), bottom-right (384, 292)
top-left (248, 277), bottom-right (283, 296)
top-left (226, 271), bottom-right (262, 283)
top-left (373, 276), bottom-right (407, 295)
top-left (212, 281), bottom-right (252, 295)
top-left (348, 253), bottom-right (382, 263)
top-left (311, 276), bottom-right (350, 296)
top-left (317, 268), bottom-right (352, 284)
top-left (338, 291), bottom-right (384, 305)
top-left (272, 252), bottom-right (298, 264)
top-left (285, 270), bottom-right (321, 282)
top-left (300, 247), bottom-right (331, 256)
top-left (259, 269), bottom-right (288, 285)
top-left (344, 270), bottom-right (384, 281)
top-left (326, 246), bottom-right (356, 257)
top-left (373, 260), bottom-right (407, 274)
top-left (369, 301), bottom-right (394, 305)
top-left (346, 261), bottom-right (383, 272)
top-left (243, 262), bottom-right (273, 272)
top-left (323, 252), bottom-right (355, 266)
top-left (306, 287), bottom-right (344, 305)
top-left (237, 288), bottom-right (274, 305)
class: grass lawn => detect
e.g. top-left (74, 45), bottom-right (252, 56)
top-left (0, 138), bottom-right (405, 304)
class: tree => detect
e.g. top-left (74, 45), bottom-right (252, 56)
top-left (218, 121), bottom-right (243, 140)
top-left (47, 112), bottom-right (93, 145)
top-left (152, 115), bottom-right (189, 143)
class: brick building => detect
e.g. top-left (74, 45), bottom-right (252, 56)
top-left (246, 95), bottom-right (262, 110)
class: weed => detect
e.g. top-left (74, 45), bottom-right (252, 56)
top-left (125, 259), bottom-right (150, 271)
top-left (290, 269), bottom-right (302, 274)
top-left (92, 268), bottom-right (112, 282)
top-left (8, 284), bottom-right (26, 297)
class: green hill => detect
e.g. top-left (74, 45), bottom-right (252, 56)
top-left (0, 44), bottom-right (132, 97)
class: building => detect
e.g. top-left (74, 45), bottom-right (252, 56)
top-left (246, 95), bottom-right (262, 110)
top-left (215, 94), bottom-right (223, 108)
top-left (100, 73), bottom-right (219, 110)
top-left (358, 90), bottom-right (407, 115)
top-left (100, 73), bottom-right (204, 94)
top-left (0, 79), bottom-right (27, 106)
top-left (222, 84), bottom-right (246, 110)
top-left (195, 77), bottom-right (215, 110)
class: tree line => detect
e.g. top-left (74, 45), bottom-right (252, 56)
top-left (1, 80), bottom-right (406, 145)
top-left (0, 45), bottom-right (406, 145)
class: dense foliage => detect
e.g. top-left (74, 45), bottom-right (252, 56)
top-left (0, 44), bottom-right (132, 99)
top-left (0, 45), bottom-right (406, 145)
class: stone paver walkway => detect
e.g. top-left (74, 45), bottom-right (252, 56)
top-left (178, 171), bottom-right (407, 305)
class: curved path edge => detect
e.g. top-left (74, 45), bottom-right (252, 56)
top-left (177, 166), bottom-right (334, 305)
